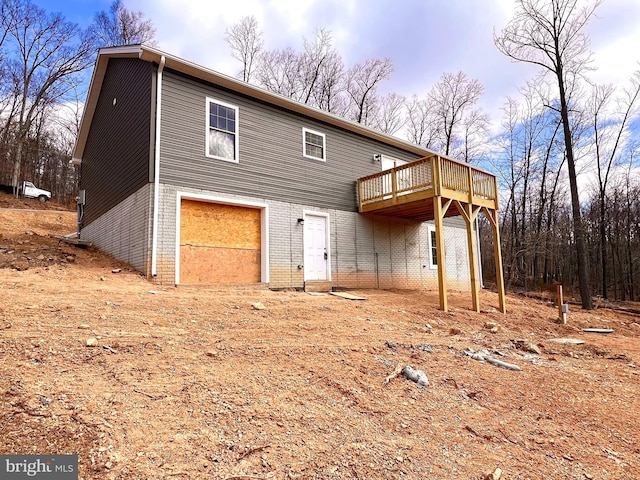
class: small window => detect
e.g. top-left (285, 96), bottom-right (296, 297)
top-left (207, 98), bottom-right (239, 163)
top-left (302, 127), bottom-right (326, 161)
top-left (428, 226), bottom-right (438, 269)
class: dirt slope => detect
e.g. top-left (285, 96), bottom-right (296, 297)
top-left (0, 207), bottom-right (638, 480)
top-left (0, 191), bottom-right (75, 211)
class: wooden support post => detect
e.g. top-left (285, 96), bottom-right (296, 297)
top-left (557, 285), bottom-right (566, 324)
top-left (467, 166), bottom-right (474, 204)
top-left (432, 156), bottom-right (442, 196)
top-left (391, 169), bottom-right (397, 204)
top-left (433, 196), bottom-right (448, 312)
top-left (490, 209), bottom-right (507, 314)
top-left (465, 204), bottom-right (481, 312)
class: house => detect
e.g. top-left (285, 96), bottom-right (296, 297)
top-left (72, 44), bottom-right (505, 312)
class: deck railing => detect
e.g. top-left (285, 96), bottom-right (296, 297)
top-left (358, 157), bottom-right (433, 206)
top-left (358, 156), bottom-right (497, 209)
top-left (441, 157), bottom-right (469, 193)
top-left (471, 169), bottom-right (497, 200)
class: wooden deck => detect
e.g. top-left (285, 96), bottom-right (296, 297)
top-left (357, 156), bottom-right (498, 220)
top-left (357, 155), bottom-right (505, 314)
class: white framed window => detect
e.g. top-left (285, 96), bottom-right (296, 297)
top-left (302, 127), bottom-right (326, 161)
top-left (428, 225), bottom-right (438, 269)
top-left (206, 97), bottom-right (239, 163)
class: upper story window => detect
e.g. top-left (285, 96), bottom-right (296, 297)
top-left (302, 127), bottom-right (326, 161)
top-left (207, 98), bottom-right (239, 163)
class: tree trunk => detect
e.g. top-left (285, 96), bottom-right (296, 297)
top-left (556, 68), bottom-right (592, 309)
top-left (599, 194), bottom-right (607, 299)
top-left (11, 141), bottom-right (23, 196)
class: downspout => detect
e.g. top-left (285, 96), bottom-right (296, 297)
top-left (151, 55), bottom-right (165, 277)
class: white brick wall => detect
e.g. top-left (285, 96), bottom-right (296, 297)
top-left (83, 183), bottom-right (472, 291)
top-left (81, 184), bottom-right (153, 274)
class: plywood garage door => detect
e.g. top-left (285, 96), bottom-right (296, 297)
top-left (180, 200), bottom-right (261, 284)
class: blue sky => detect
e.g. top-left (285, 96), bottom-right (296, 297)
top-left (34, 0), bottom-right (640, 126)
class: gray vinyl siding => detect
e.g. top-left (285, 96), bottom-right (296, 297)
top-left (159, 70), bottom-right (422, 212)
top-left (80, 57), bottom-right (154, 226)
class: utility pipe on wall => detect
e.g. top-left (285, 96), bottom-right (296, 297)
top-left (151, 55), bottom-right (165, 277)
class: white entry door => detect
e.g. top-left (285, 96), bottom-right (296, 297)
top-left (381, 156), bottom-right (407, 171)
top-left (381, 156), bottom-right (409, 198)
top-left (304, 214), bottom-right (328, 281)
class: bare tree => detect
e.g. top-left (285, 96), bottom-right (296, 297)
top-left (346, 58), bottom-right (393, 125)
top-left (494, 97), bottom-right (522, 289)
top-left (404, 72), bottom-right (487, 161)
top-left (622, 142), bottom-right (640, 298)
top-left (225, 15), bottom-right (263, 82)
top-left (459, 108), bottom-right (490, 163)
top-left (300, 29), bottom-right (343, 108)
top-left (428, 71), bottom-right (485, 157)
top-left (234, 25), bottom-right (393, 121)
top-left (0, 4), bottom-right (21, 183)
top-left (589, 70), bottom-right (640, 298)
top-left (254, 29), bottom-right (347, 112)
top-left (311, 52), bottom-right (346, 114)
top-left (372, 93), bottom-right (406, 135)
top-left (405, 95), bottom-right (438, 147)
top-left (256, 47), bottom-right (302, 99)
top-left (495, 0), bottom-right (602, 309)
top-left (90, 0), bottom-right (156, 47)
top-left (2, 0), bottom-right (95, 193)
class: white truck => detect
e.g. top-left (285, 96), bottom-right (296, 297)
top-left (21, 181), bottom-right (51, 202)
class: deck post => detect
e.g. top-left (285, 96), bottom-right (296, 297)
top-left (486, 208), bottom-right (506, 313)
top-left (465, 204), bottom-right (481, 312)
top-left (467, 166), bottom-right (474, 204)
top-left (432, 155), bottom-right (442, 196)
top-left (433, 196), bottom-right (448, 312)
top-left (356, 155), bottom-right (504, 313)
top-left (391, 169), bottom-right (397, 203)
top-left (493, 215), bottom-right (506, 313)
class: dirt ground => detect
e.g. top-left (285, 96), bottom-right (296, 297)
top-left (1, 194), bottom-right (639, 480)
top-left (0, 191), bottom-right (75, 211)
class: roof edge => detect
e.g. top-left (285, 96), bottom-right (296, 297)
top-left (135, 44), bottom-right (438, 159)
top-left (73, 44), bottom-right (489, 174)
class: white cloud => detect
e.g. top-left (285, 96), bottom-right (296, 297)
top-left (130, 0), bottom-right (639, 125)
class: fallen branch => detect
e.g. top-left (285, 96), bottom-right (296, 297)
top-left (224, 475), bottom-right (273, 480)
top-left (237, 444), bottom-right (270, 461)
top-left (498, 428), bottom-right (520, 445)
top-left (483, 356), bottom-right (521, 371)
top-left (402, 365), bottom-right (429, 387)
top-left (309, 375), bottom-right (325, 385)
top-left (11, 407), bottom-right (50, 418)
top-left (463, 349), bottom-right (521, 371)
top-left (443, 377), bottom-right (459, 389)
top-left (465, 425), bottom-right (493, 440)
top-left (383, 362), bottom-right (403, 385)
top-left (70, 413), bottom-right (103, 427)
top-left (134, 389), bottom-right (157, 399)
